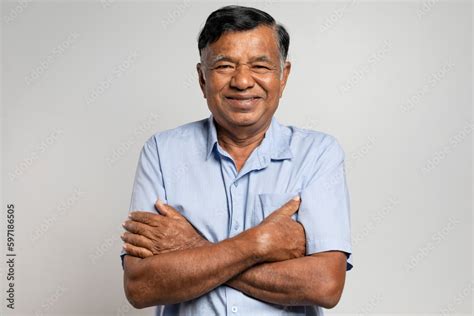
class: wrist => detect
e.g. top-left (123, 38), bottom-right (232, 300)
top-left (235, 226), bottom-right (267, 263)
top-left (188, 237), bottom-right (212, 249)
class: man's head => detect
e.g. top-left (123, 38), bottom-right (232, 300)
top-left (197, 5), bottom-right (291, 134)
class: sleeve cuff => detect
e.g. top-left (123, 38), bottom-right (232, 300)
top-left (120, 249), bottom-right (127, 270)
top-left (306, 237), bottom-right (354, 271)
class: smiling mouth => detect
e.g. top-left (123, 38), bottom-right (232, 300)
top-left (225, 96), bottom-right (261, 100)
top-left (224, 96), bottom-right (262, 109)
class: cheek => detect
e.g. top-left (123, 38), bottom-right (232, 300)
top-left (207, 76), bottom-right (228, 93)
top-left (257, 76), bottom-right (281, 96)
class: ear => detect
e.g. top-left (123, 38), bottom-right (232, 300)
top-left (279, 61), bottom-right (291, 98)
top-left (196, 63), bottom-right (207, 99)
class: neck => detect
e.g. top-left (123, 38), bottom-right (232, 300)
top-left (215, 119), bottom-right (271, 162)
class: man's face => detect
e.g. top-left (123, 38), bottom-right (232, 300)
top-left (197, 25), bottom-right (291, 132)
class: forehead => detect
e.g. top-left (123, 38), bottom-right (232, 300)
top-left (203, 25), bottom-right (280, 62)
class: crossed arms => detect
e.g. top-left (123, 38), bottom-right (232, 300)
top-left (121, 197), bottom-right (347, 310)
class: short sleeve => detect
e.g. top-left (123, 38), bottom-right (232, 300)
top-left (120, 136), bottom-right (166, 269)
top-left (298, 136), bottom-right (353, 271)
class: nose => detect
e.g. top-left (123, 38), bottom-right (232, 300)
top-left (229, 64), bottom-right (255, 91)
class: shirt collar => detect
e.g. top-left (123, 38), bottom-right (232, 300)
top-left (205, 114), bottom-right (293, 162)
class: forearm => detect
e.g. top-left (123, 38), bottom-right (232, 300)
top-left (225, 255), bottom-right (340, 308)
top-left (124, 231), bottom-right (262, 308)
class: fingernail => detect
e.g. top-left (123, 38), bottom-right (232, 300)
top-left (122, 222), bottom-right (126, 227)
top-left (128, 213), bottom-right (133, 218)
top-left (123, 244), bottom-right (127, 249)
top-left (292, 196), bottom-right (300, 201)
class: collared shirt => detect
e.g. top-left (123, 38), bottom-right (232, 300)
top-left (120, 114), bottom-right (353, 316)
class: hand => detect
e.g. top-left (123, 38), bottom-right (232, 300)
top-left (121, 200), bottom-right (210, 258)
top-left (252, 196), bottom-right (306, 262)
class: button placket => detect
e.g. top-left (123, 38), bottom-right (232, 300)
top-left (234, 185), bottom-right (241, 230)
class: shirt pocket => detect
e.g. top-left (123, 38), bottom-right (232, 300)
top-left (252, 192), bottom-right (301, 226)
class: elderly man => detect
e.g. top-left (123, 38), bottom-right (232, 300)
top-left (120, 5), bottom-right (353, 316)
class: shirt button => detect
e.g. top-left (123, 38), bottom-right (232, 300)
top-left (233, 221), bottom-right (240, 230)
top-left (231, 306), bottom-right (238, 313)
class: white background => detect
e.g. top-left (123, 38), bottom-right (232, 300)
top-left (1, 0), bottom-right (472, 315)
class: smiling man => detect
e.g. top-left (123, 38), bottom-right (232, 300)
top-left (120, 5), bottom-right (353, 316)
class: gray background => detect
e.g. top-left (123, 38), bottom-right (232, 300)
top-left (1, 0), bottom-right (472, 315)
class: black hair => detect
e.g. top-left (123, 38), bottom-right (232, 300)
top-left (198, 5), bottom-right (290, 62)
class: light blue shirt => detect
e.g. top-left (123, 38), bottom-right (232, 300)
top-left (121, 114), bottom-right (353, 316)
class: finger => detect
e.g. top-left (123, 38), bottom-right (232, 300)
top-left (121, 231), bottom-right (153, 251)
top-left (155, 199), bottom-right (182, 219)
top-left (129, 211), bottom-right (160, 226)
top-left (123, 242), bottom-right (153, 258)
top-left (122, 219), bottom-right (154, 238)
top-left (275, 196), bottom-right (301, 217)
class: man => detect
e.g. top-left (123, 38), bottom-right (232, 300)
top-left (120, 5), bottom-right (353, 315)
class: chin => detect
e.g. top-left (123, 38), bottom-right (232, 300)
top-left (227, 112), bottom-right (262, 127)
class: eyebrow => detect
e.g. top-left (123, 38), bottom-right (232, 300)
top-left (209, 55), bottom-right (234, 64)
top-left (250, 55), bottom-right (273, 63)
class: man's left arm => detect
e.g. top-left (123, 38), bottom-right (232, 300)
top-left (226, 135), bottom-right (353, 308)
top-left (225, 251), bottom-right (347, 309)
